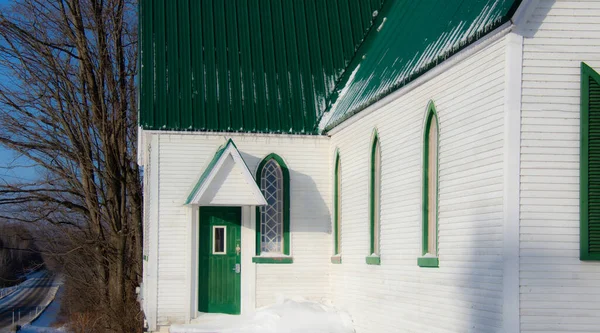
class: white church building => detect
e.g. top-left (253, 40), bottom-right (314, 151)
top-left (137, 0), bottom-right (600, 332)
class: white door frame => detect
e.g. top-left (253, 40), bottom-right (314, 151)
top-left (186, 205), bottom-right (257, 321)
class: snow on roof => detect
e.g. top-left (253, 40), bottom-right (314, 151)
top-left (323, 0), bottom-right (521, 130)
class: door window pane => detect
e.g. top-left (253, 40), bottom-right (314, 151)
top-left (213, 226), bottom-right (226, 254)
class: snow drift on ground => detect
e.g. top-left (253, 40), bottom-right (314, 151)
top-left (170, 298), bottom-right (355, 333)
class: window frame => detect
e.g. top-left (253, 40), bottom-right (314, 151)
top-left (212, 226), bottom-right (227, 255)
top-left (332, 151), bottom-right (342, 264)
top-left (580, 62), bottom-right (600, 261)
top-left (367, 131), bottom-right (382, 265)
top-left (418, 101), bottom-right (440, 268)
top-left (253, 153), bottom-right (292, 264)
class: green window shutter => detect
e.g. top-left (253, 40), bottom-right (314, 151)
top-left (581, 63), bottom-right (600, 261)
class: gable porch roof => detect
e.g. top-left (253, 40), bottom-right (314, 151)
top-left (185, 139), bottom-right (267, 206)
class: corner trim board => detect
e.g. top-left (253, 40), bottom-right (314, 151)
top-left (502, 32), bottom-right (523, 333)
top-left (147, 134), bottom-right (159, 330)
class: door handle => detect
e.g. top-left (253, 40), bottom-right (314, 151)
top-left (233, 263), bottom-right (241, 274)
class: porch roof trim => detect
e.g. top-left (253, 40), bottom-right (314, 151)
top-left (185, 139), bottom-right (267, 206)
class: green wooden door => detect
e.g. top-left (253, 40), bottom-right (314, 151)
top-left (198, 207), bottom-right (242, 314)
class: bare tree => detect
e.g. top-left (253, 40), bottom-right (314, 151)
top-left (0, 224), bottom-right (43, 287)
top-left (0, 1), bottom-right (142, 332)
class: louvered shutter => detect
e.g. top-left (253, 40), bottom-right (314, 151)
top-left (581, 63), bottom-right (600, 260)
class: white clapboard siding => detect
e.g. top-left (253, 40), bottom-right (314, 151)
top-left (151, 133), bottom-right (331, 325)
top-left (519, 1), bottom-right (600, 332)
top-left (328, 36), bottom-right (507, 333)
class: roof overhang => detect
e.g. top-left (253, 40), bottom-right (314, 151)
top-left (185, 139), bottom-right (267, 206)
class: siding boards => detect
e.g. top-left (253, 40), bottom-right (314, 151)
top-left (329, 38), bottom-right (507, 333)
top-left (153, 133), bottom-right (331, 324)
top-left (520, 1), bottom-right (600, 332)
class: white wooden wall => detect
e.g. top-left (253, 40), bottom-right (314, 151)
top-left (328, 37), bottom-right (508, 333)
top-left (519, 1), bottom-right (600, 332)
top-left (146, 133), bottom-right (331, 326)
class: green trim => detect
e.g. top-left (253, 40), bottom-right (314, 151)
top-left (417, 257), bottom-right (439, 268)
top-left (580, 62), bottom-right (600, 261)
top-left (365, 256), bottom-right (381, 265)
top-left (252, 257), bottom-right (293, 264)
top-left (331, 255), bottom-right (342, 264)
top-left (422, 102), bottom-right (439, 257)
top-left (369, 131), bottom-right (380, 256)
top-left (255, 154), bottom-right (291, 256)
top-left (334, 151), bottom-right (341, 255)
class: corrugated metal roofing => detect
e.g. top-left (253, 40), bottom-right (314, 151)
top-left (323, 0), bottom-right (521, 130)
top-left (139, 0), bottom-right (386, 134)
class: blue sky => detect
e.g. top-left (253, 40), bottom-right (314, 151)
top-left (0, 0), bottom-right (39, 183)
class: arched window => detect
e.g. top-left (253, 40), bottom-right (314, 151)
top-left (419, 102), bottom-right (439, 268)
top-left (367, 132), bottom-right (382, 265)
top-left (255, 154), bottom-right (290, 259)
top-left (334, 152), bottom-right (342, 259)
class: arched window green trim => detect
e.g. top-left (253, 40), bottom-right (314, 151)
top-left (253, 153), bottom-right (291, 264)
top-left (418, 101), bottom-right (440, 268)
top-left (332, 151), bottom-right (342, 263)
top-left (367, 130), bottom-right (382, 265)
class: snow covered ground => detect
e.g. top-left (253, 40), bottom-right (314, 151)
top-left (170, 298), bottom-right (355, 333)
top-left (19, 279), bottom-right (67, 333)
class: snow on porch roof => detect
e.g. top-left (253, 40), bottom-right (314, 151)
top-left (185, 139), bottom-right (267, 206)
top-left (323, 0), bottom-right (522, 130)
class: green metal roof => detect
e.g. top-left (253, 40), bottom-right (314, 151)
top-left (323, 0), bottom-right (521, 130)
top-left (139, 0), bottom-right (385, 134)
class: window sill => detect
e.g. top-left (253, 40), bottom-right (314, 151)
top-left (580, 253), bottom-right (600, 261)
top-left (252, 256), bottom-right (293, 264)
top-left (330, 255), bottom-right (342, 264)
top-left (417, 256), bottom-right (439, 268)
top-left (365, 255), bottom-right (381, 265)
